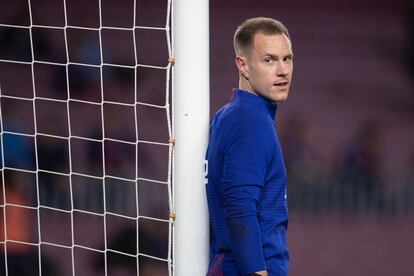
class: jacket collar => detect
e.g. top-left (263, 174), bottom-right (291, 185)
top-left (231, 88), bottom-right (277, 119)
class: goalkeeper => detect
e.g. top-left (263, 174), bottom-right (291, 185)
top-left (206, 17), bottom-right (293, 276)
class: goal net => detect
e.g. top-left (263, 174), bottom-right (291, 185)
top-left (0, 0), bottom-right (199, 275)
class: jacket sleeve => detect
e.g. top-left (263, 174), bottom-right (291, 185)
top-left (221, 119), bottom-right (272, 275)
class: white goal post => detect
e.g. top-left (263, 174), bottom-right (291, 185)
top-left (172, 0), bottom-right (210, 275)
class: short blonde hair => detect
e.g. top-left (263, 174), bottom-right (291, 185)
top-left (234, 17), bottom-right (290, 55)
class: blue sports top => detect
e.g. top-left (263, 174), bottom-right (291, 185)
top-left (206, 89), bottom-right (289, 276)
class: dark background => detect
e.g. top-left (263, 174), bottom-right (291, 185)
top-left (211, 1), bottom-right (414, 275)
top-left (0, 0), bottom-right (414, 275)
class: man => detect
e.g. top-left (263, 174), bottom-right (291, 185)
top-left (206, 17), bottom-right (293, 276)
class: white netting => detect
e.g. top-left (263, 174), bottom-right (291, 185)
top-left (0, 0), bottom-right (174, 275)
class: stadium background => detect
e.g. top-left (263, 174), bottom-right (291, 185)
top-left (1, 0), bottom-right (414, 275)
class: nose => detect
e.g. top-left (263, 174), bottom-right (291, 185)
top-left (276, 61), bottom-right (289, 76)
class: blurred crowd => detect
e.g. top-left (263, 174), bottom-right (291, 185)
top-left (1, 0), bottom-right (414, 275)
top-left (0, 5), bottom-right (170, 274)
top-left (280, 116), bottom-right (414, 216)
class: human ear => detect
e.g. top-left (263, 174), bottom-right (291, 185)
top-left (235, 56), bottom-right (249, 79)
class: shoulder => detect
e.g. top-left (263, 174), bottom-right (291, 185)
top-left (210, 102), bottom-right (243, 133)
top-left (214, 101), bottom-right (271, 126)
top-left (211, 101), bottom-right (275, 143)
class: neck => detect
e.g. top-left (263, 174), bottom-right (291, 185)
top-left (238, 76), bottom-right (278, 106)
top-left (238, 74), bottom-right (255, 95)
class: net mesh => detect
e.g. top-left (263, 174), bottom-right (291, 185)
top-left (0, 0), bottom-right (174, 275)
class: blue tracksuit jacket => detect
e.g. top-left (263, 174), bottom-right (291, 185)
top-left (206, 89), bottom-right (289, 276)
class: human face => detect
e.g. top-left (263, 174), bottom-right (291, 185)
top-left (236, 32), bottom-right (293, 103)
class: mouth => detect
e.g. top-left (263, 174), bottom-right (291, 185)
top-left (274, 81), bottom-right (289, 88)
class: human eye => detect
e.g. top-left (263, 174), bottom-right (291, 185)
top-left (264, 57), bottom-right (273, 64)
top-left (283, 55), bottom-right (293, 63)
